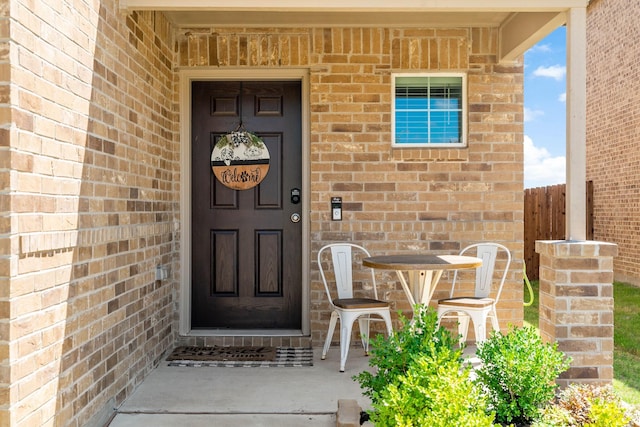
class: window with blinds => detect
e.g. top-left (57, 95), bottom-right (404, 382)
top-left (392, 74), bottom-right (466, 147)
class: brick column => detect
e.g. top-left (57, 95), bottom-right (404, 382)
top-left (535, 240), bottom-right (617, 388)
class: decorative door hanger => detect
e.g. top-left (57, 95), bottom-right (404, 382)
top-left (210, 129), bottom-right (270, 190)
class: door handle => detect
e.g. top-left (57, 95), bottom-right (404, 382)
top-left (291, 213), bottom-right (301, 223)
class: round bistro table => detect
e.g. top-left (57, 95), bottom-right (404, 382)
top-left (362, 254), bottom-right (482, 315)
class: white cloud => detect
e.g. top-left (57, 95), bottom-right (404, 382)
top-left (524, 135), bottom-right (566, 188)
top-left (558, 92), bottom-right (566, 103)
top-left (532, 65), bottom-right (566, 81)
top-left (524, 107), bottom-right (544, 122)
top-left (528, 43), bottom-right (552, 54)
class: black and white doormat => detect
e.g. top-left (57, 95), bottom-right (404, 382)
top-left (167, 347), bottom-right (313, 368)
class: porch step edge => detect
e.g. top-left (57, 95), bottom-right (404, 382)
top-left (336, 399), bottom-right (362, 427)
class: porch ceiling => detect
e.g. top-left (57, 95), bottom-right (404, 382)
top-left (120, 0), bottom-right (588, 62)
top-left (159, 11), bottom-right (512, 29)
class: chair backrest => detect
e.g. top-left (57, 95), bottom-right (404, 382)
top-left (317, 243), bottom-right (377, 304)
top-left (452, 243), bottom-right (512, 300)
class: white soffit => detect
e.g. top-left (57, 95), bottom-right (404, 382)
top-left (120, 0), bottom-right (589, 61)
top-left (157, 11), bottom-right (512, 28)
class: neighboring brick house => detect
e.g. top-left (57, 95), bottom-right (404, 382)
top-left (1, 1), bottom-right (608, 426)
top-left (586, 0), bottom-right (640, 285)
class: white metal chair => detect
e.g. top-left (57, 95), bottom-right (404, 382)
top-left (437, 243), bottom-right (511, 344)
top-left (317, 243), bottom-right (393, 372)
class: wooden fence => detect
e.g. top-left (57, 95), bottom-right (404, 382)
top-left (524, 181), bottom-right (593, 280)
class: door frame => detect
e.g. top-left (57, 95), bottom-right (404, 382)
top-left (178, 68), bottom-right (311, 336)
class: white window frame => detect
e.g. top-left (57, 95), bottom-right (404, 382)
top-left (391, 72), bottom-right (467, 148)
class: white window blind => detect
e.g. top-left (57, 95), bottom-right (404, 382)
top-left (393, 75), bottom-right (465, 147)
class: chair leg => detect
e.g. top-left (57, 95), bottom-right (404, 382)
top-left (339, 314), bottom-right (356, 372)
top-left (437, 309), bottom-right (473, 346)
top-left (489, 309), bottom-right (500, 334)
top-left (469, 311), bottom-right (489, 343)
top-left (358, 316), bottom-right (370, 355)
top-left (457, 312), bottom-right (470, 344)
top-left (381, 310), bottom-right (393, 337)
top-left (322, 311), bottom-right (338, 360)
top-left (359, 312), bottom-right (394, 358)
top-left (473, 316), bottom-right (487, 343)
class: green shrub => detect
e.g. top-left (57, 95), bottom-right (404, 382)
top-left (533, 383), bottom-right (631, 427)
top-left (586, 399), bottom-right (630, 427)
top-left (370, 348), bottom-right (495, 427)
top-left (559, 383), bottom-right (620, 425)
top-left (532, 404), bottom-right (575, 427)
top-left (353, 304), bottom-right (459, 405)
top-left (354, 305), bottom-right (495, 426)
top-left (474, 325), bottom-right (572, 425)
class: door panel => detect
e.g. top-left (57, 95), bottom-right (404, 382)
top-left (191, 81), bottom-right (302, 329)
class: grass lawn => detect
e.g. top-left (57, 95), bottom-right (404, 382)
top-left (523, 280), bottom-right (640, 406)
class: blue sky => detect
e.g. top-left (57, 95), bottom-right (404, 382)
top-left (523, 26), bottom-right (567, 189)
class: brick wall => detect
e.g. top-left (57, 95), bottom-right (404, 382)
top-left (587, 0), bottom-right (640, 285)
top-left (0, 0), bottom-right (11, 423)
top-left (537, 240), bottom-right (617, 387)
top-left (2, 6), bottom-right (525, 426)
top-left (176, 27), bottom-right (525, 345)
top-left (3, 2), bottom-right (178, 426)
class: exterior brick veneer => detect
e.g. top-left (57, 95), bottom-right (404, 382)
top-left (536, 240), bottom-right (617, 387)
top-left (175, 26), bottom-right (525, 347)
top-left (0, 3), bottom-right (530, 426)
top-left (1, 6), bottom-right (178, 427)
top-left (586, 0), bottom-right (640, 285)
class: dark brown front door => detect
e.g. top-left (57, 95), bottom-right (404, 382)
top-left (191, 81), bottom-right (302, 329)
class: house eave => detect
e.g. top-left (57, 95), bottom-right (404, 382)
top-left (499, 12), bottom-right (568, 63)
top-left (120, 0), bottom-right (587, 63)
top-left (120, 0), bottom-right (589, 13)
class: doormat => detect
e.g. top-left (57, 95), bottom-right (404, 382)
top-left (167, 346), bottom-right (277, 362)
top-left (166, 346), bottom-right (313, 368)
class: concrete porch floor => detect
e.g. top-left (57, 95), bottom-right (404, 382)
top-left (107, 344), bottom-right (480, 427)
top-left (107, 347), bottom-right (374, 427)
